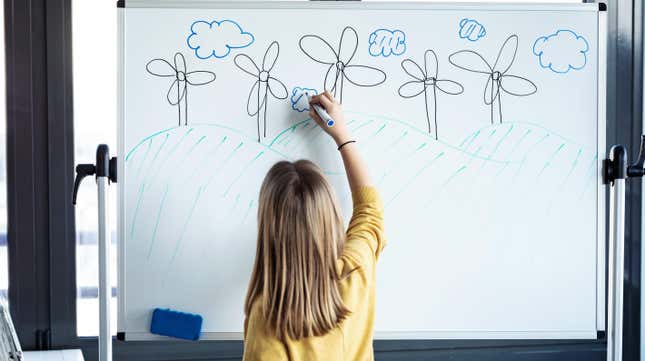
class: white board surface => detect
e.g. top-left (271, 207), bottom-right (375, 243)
top-left (118, 1), bottom-right (605, 340)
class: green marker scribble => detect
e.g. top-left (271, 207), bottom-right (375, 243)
top-left (268, 119), bottom-right (308, 147)
top-left (204, 141), bottom-right (244, 189)
top-left (351, 119), bottom-right (374, 133)
top-left (458, 132), bottom-right (474, 148)
top-left (378, 141), bottom-right (430, 185)
top-left (466, 146), bottom-right (483, 166)
top-left (390, 130), bottom-right (409, 148)
top-left (231, 193), bottom-right (241, 211)
top-left (222, 151), bottom-right (265, 197)
top-left (168, 186), bottom-right (204, 267)
top-left (180, 135), bottom-right (228, 187)
top-left (147, 184), bottom-right (169, 260)
top-left (479, 125), bottom-right (514, 172)
top-left (129, 183), bottom-right (146, 239)
top-left (386, 152), bottom-right (445, 206)
top-left (135, 139), bottom-right (153, 178)
top-left (345, 110), bottom-right (576, 164)
top-left (242, 200), bottom-right (255, 224)
top-left (136, 133), bottom-right (168, 180)
top-left (509, 129), bottom-right (532, 155)
top-left (185, 135), bottom-right (206, 156)
top-left (442, 165), bottom-right (467, 187)
top-left (371, 123), bottom-right (387, 137)
top-left (562, 148), bottom-right (583, 186)
top-left (514, 132), bottom-right (550, 180)
top-left (290, 122), bottom-right (322, 152)
top-left (462, 130), bottom-right (480, 152)
top-left (125, 126), bottom-right (176, 161)
top-left (538, 143), bottom-right (565, 177)
top-left (147, 128), bottom-right (195, 184)
top-left (579, 154), bottom-right (598, 199)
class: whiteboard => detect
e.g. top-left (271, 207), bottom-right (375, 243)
top-left (117, 1), bottom-right (606, 340)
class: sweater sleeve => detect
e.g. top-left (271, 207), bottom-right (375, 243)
top-left (339, 186), bottom-right (386, 279)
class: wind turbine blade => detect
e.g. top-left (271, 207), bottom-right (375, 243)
top-left (338, 26), bottom-right (359, 64)
top-left (173, 53), bottom-right (187, 74)
top-left (398, 80), bottom-right (426, 98)
top-left (343, 64), bottom-right (387, 87)
top-left (262, 41), bottom-right (280, 72)
top-left (299, 35), bottom-right (337, 65)
top-left (234, 54), bottom-right (260, 77)
top-left (435, 79), bottom-right (464, 95)
top-left (246, 80), bottom-right (265, 116)
top-left (324, 65), bottom-right (340, 93)
top-left (483, 76), bottom-right (500, 105)
top-left (493, 35), bottom-right (518, 74)
top-left (401, 59), bottom-right (425, 81)
top-left (186, 71), bottom-right (216, 86)
top-left (424, 50), bottom-right (439, 79)
top-left (448, 50), bottom-right (492, 74)
top-left (146, 59), bottom-right (176, 77)
top-left (267, 77), bottom-right (288, 99)
top-left (500, 74), bottom-right (537, 96)
top-left (166, 79), bottom-right (185, 105)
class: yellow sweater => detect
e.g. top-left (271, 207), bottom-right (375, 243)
top-left (243, 186), bottom-right (386, 361)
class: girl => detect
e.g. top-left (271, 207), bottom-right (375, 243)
top-left (243, 92), bottom-right (385, 361)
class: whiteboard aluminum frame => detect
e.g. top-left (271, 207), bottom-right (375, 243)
top-left (121, 1), bottom-right (599, 12)
top-left (117, 6), bottom-right (127, 338)
top-left (596, 5), bottom-right (607, 333)
top-left (117, 1), bottom-right (608, 341)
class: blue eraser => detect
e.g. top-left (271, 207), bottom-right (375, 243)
top-left (150, 308), bottom-right (203, 341)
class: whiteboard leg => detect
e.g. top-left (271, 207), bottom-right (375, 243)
top-left (607, 145), bottom-right (626, 361)
top-left (74, 144), bottom-right (115, 361)
top-left (98, 176), bottom-right (112, 361)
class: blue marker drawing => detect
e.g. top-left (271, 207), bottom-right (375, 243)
top-left (290, 87), bottom-right (318, 112)
top-left (368, 29), bottom-right (406, 57)
top-left (186, 19), bottom-right (255, 60)
top-left (533, 29), bottom-right (589, 74)
top-left (458, 18), bottom-right (486, 42)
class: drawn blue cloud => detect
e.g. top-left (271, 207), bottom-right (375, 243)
top-left (458, 18), bottom-right (486, 42)
top-left (368, 29), bottom-right (406, 57)
top-left (290, 87), bottom-right (317, 112)
top-left (533, 29), bottom-right (589, 74)
top-left (186, 20), bottom-right (254, 60)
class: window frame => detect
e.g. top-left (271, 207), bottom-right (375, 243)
top-left (4, 0), bottom-right (639, 360)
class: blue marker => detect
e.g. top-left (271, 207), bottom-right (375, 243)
top-left (305, 92), bottom-right (334, 127)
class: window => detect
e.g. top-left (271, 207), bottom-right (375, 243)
top-left (73, 0), bottom-right (117, 336)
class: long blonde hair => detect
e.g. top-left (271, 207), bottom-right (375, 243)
top-left (245, 160), bottom-right (350, 340)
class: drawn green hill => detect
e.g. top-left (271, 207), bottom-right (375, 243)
top-left (124, 113), bottom-right (598, 271)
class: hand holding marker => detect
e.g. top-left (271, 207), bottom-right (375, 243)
top-left (306, 92), bottom-right (335, 127)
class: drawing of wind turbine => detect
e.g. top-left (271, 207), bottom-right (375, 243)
top-left (234, 41), bottom-right (288, 142)
top-left (448, 35), bottom-right (537, 124)
top-left (399, 50), bottom-right (464, 140)
top-left (146, 52), bottom-right (216, 126)
top-left (299, 26), bottom-right (387, 103)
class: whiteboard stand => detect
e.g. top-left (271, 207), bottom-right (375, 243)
top-left (604, 135), bottom-right (645, 361)
top-left (72, 145), bottom-right (118, 361)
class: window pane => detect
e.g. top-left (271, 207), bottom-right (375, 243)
top-left (73, 0), bottom-right (117, 336)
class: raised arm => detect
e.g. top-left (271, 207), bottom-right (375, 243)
top-left (309, 92), bottom-right (385, 268)
top-left (309, 91), bottom-right (371, 191)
